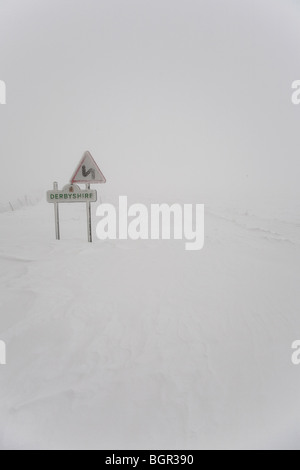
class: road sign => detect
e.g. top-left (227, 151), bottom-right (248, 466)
top-left (47, 184), bottom-right (97, 204)
top-left (48, 151), bottom-right (106, 243)
top-left (70, 151), bottom-right (106, 184)
top-left (47, 183), bottom-right (98, 242)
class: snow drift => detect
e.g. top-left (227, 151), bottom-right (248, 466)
top-left (0, 196), bottom-right (299, 450)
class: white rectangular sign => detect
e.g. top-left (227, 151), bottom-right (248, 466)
top-left (47, 184), bottom-right (97, 204)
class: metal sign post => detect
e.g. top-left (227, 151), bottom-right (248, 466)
top-left (86, 183), bottom-right (92, 243)
top-left (71, 151), bottom-right (106, 243)
top-left (53, 182), bottom-right (60, 240)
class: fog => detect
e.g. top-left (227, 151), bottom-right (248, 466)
top-left (0, 0), bottom-right (300, 208)
top-left (1, 1), bottom-right (300, 450)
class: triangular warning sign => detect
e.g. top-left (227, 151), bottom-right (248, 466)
top-left (71, 151), bottom-right (106, 184)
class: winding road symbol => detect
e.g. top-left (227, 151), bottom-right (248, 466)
top-left (82, 165), bottom-right (95, 180)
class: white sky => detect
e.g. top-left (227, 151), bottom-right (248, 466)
top-left (0, 0), bottom-right (300, 207)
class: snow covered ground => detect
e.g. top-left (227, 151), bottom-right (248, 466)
top-left (0, 195), bottom-right (299, 450)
